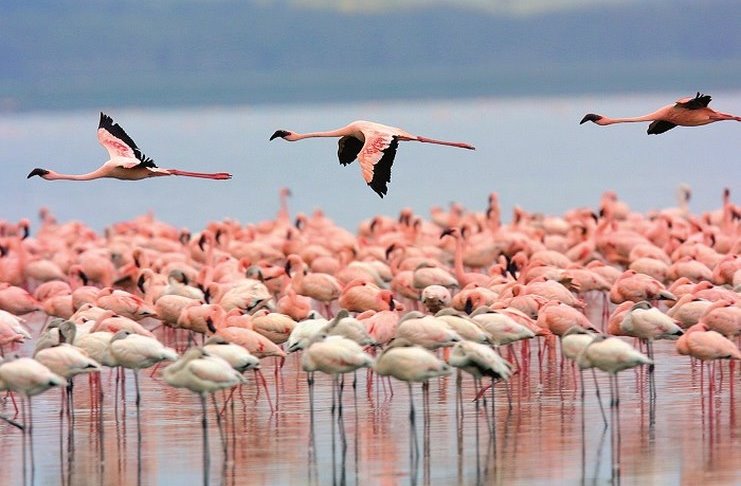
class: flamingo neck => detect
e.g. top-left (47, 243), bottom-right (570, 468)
top-left (290, 128), bottom-right (350, 141)
top-left (598, 113), bottom-right (658, 125)
top-left (452, 234), bottom-right (466, 285)
top-left (43, 169), bottom-right (104, 181)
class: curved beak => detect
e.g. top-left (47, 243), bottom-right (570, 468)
top-left (579, 113), bottom-right (603, 125)
top-left (27, 168), bottom-right (49, 179)
top-left (270, 130), bottom-right (290, 141)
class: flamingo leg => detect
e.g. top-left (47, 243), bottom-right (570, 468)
top-left (200, 393), bottom-right (210, 485)
top-left (592, 369), bottom-right (608, 429)
top-left (256, 370), bottom-right (274, 413)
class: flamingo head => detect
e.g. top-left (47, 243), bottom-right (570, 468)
top-left (269, 130), bottom-right (293, 141)
top-left (27, 168), bottom-right (50, 179)
top-left (579, 113), bottom-right (604, 125)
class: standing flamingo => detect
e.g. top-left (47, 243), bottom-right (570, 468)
top-left (302, 333), bottom-right (374, 419)
top-left (164, 347), bottom-right (245, 485)
top-left (580, 92), bottom-right (741, 134)
top-left (449, 340), bottom-right (513, 426)
top-left (0, 357), bottom-right (66, 479)
top-left (270, 120), bottom-right (475, 197)
top-left (108, 330), bottom-right (178, 411)
top-left (577, 335), bottom-right (652, 478)
top-left (27, 113), bottom-right (232, 181)
top-left (373, 338), bottom-right (451, 455)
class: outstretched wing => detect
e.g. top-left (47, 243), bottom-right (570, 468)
top-left (647, 120), bottom-right (677, 135)
top-left (337, 136), bottom-right (363, 166)
top-left (675, 92), bottom-right (712, 110)
top-left (357, 134), bottom-right (399, 198)
top-left (97, 113), bottom-right (157, 168)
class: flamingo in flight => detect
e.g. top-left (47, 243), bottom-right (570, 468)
top-left (27, 112), bottom-right (232, 181)
top-left (269, 120), bottom-right (475, 198)
top-left (580, 92), bottom-right (741, 135)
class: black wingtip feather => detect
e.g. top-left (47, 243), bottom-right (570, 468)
top-left (677, 92), bottom-right (712, 110)
top-left (98, 112), bottom-right (157, 167)
top-left (337, 136), bottom-right (363, 166)
top-left (367, 137), bottom-right (398, 198)
top-left (647, 120), bottom-right (677, 135)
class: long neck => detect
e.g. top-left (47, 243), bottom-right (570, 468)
top-left (600, 112), bottom-right (659, 125)
top-left (44, 168), bottom-right (106, 181)
top-left (452, 235), bottom-right (466, 284)
top-left (292, 128), bottom-right (349, 140)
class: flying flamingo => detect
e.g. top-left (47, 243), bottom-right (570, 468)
top-left (269, 120), bottom-right (475, 197)
top-left (27, 112), bottom-right (232, 182)
top-left (580, 92), bottom-right (741, 135)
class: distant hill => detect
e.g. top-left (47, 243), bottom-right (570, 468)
top-left (1, 0), bottom-right (740, 111)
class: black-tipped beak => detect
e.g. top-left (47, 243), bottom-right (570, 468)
top-left (284, 260), bottom-right (292, 278)
top-left (440, 227), bottom-right (455, 239)
top-left (27, 168), bottom-right (49, 179)
top-left (464, 297), bottom-right (473, 315)
top-left (198, 234), bottom-right (207, 252)
top-left (137, 274), bottom-right (146, 294)
top-left (270, 130), bottom-right (289, 141)
top-left (579, 114), bottom-right (602, 125)
top-left (389, 299), bottom-right (396, 311)
top-left (206, 317), bottom-right (216, 334)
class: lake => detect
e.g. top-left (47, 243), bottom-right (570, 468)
top-left (1, 307), bottom-right (739, 486)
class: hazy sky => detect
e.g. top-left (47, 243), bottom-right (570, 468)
top-left (289, 0), bottom-right (638, 14)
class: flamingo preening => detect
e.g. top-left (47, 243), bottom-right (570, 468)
top-left (269, 120), bottom-right (475, 198)
top-left (27, 113), bottom-right (232, 182)
top-left (580, 92), bottom-right (741, 135)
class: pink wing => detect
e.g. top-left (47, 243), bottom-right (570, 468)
top-left (96, 113), bottom-right (157, 167)
top-left (97, 113), bottom-right (138, 159)
top-left (357, 133), bottom-right (399, 198)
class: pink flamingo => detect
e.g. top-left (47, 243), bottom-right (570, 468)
top-left (609, 270), bottom-right (676, 304)
top-left (580, 92), bottom-right (741, 134)
top-left (677, 322), bottom-right (741, 395)
top-left (276, 285), bottom-right (313, 321)
top-left (439, 227), bottom-right (492, 287)
top-left (699, 299), bottom-right (740, 338)
top-left (27, 112), bottom-right (232, 181)
top-left (357, 310), bottom-right (400, 346)
top-left (338, 279), bottom-right (395, 313)
top-left (285, 254), bottom-right (342, 315)
top-left (0, 284), bottom-right (41, 315)
top-left (270, 120), bottom-right (475, 197)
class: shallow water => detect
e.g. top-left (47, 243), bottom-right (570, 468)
top-left (1, 306), bottom-right (739, 486)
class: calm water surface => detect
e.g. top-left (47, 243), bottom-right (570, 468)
top-left (0, 305), bottom-right (738, 486)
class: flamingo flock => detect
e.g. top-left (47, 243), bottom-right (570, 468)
top-left (0, 184), bottom-right (738, 481)
top-left (2, 92), bottom-right (740, 482)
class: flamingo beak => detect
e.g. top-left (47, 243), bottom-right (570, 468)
top-left (440, 227), bottom-right (454, 239)
top-left (270, 130), bottom-right (290, 141)
top-left (579, 114), bottom-right (603, 125)
top-left (27, 168), bottom-right (49, 179)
